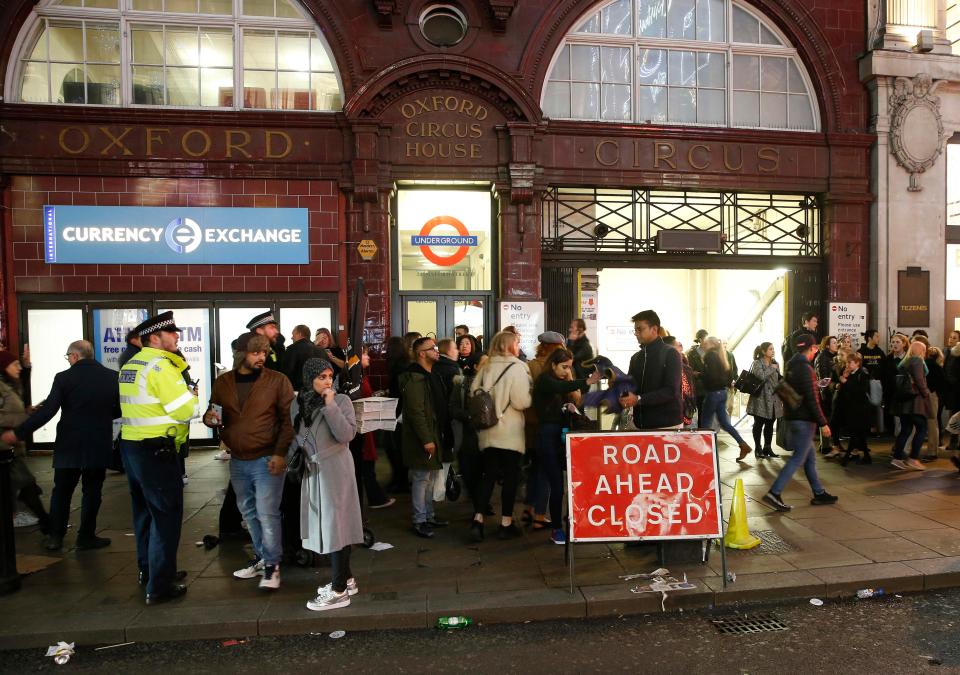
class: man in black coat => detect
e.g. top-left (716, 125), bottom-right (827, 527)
top-left (618, 310), bottom-right (683, 430)
top-left (282, 324), bottom-right (322, 390)
top-left (2, 340), bottom-right (120, 551)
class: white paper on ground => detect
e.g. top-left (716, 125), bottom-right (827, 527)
top-left (370, 542), bottom-right (394, 551)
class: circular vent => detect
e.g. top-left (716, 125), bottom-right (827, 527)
top-left (420, 5), bottom-right (468, 47)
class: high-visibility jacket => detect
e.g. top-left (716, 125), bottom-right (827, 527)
top-left (119, 346), bottom-right (198, 450)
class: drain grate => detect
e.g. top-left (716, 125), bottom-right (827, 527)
top-left (751, 529), bottom-right (797, 555)
top-left (712, 613), bottom-right (789, 635)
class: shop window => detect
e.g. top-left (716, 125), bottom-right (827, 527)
top-left (544, 0), bottom-right (818, 132)
top-left (396, 189), bottom-right (492, 292)
top-left (12, 0), bottom-right (341, 111)
top-left (278, 307), bottom-right (333, 343)
top-left (216, 306), bottom-right (268, 365)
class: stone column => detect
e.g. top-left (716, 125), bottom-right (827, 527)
top-left (868, 71), bottom-right (951, 340)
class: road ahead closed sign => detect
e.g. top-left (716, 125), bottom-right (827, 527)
top-left (566, 431), bottom-right (722, 542)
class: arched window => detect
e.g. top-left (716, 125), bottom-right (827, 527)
top-left (542, 0), bottom-right (819, 131)
top-left (10, 0), bottom-right (342, 111)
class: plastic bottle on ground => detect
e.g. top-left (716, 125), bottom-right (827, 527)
top-left (436, 616), bottom-right (472, 629)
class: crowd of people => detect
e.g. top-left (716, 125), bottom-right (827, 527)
top-left (3, 305), bottom-right (960, 611)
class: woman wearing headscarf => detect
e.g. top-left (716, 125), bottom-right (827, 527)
top-left (295, 358), bottom-right (364, 612)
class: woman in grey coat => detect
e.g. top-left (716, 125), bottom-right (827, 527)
top-left (294, 358), bottom-right (364, 612)
top-left (746, 342), bottom-right (783, 460)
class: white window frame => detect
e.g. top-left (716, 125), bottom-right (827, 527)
top-left (542, 0), bottom-right (820, 132)
top-left (5, 0), bottom-right (344, 112)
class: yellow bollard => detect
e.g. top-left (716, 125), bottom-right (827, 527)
top-left (724, 478), bottom-right (761, 550)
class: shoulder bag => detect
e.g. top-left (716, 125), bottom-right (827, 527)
top-left (734, 369), bottom-right (764, 396)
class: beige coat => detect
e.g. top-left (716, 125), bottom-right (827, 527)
top-left (470, 355), bottom-right (532, 453)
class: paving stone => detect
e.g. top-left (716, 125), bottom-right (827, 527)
top-left (704, 570), bottom-right (825, 604)
top-left (845, 508), bottom-right (946, 531)
top-left (782, 514), bottom-right (890, 540)
top-left (903, 556), bottom-right (960, 589)
top-left (427, 587), bottom-right (585, 625)
top-left (899, 528), bottom-right (960, 556)
top-left (776, 538), bottom-right (872, 570)
top-left (807, 561), bottom-right (925, 597)
top-left (126, 600), bottom-right (266, 642)
top-left (875, 493), bottom-right (959, 510)
top-left (915, 509), bottom-right (960, 528)
top-left (259, 591), bottom-right (428, 634)
top-left (837, 536), bottom-right (941, 563)
top-left (0, 609), bottom-right (143, 650)
top-left (581, 581), bottom-right (714, 617)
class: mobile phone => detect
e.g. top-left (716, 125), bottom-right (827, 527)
top-left (210, 403), bottom-right (223, 425)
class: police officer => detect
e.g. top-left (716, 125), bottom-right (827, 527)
top-left (240, 311), bottom-right (285, 372)
top-left (119, 311), bottom-right (198, 605)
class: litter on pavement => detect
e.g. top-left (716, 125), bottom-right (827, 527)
top-left (329, 630), bottom-right (346, 639)
top-left (45, 642), bottom-right (75, 665)
top-left (369, 542), bottom-right (394, 551)
top-left (221, 639), bottom-right (246, 647)
top-left (620, 567), bottom-right (669, 581)
top-left (809, 598), bottom-right (824, 606)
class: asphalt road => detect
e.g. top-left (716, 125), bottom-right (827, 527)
top-left (5, 589), bottom-right (960, 673)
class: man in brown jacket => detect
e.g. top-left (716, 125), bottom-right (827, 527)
top-left (204, 334), bottom-right (294, 590)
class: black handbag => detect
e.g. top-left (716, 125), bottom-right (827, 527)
top-left (445, 467), bottom-right (461, 502)
top-left (734, 369), bottom-right (764, 396)
top-left (286, 444), bottom-right (308, 482)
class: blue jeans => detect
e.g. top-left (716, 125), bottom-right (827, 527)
top-left (699, 389), bottom-right (747, 446)
top-left (893, 414), bottom-right (927, 460)
top-left (230, 455), bottom-right (285, 566)
top-left (410, 469), bottom-right (438, 524)
top-left (770, 420), bottom-right (826, 496)
top-left (121, 440), bottom-right (183, 596)
top-left (534, 423), bottom-right (565, 526)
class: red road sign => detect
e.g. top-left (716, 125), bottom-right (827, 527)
top-left (566, 431), bottom-right (723, 542)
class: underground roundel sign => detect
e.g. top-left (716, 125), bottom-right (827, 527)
top-left (410, 215), bottom-right (478, 267)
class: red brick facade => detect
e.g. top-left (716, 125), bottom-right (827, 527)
top-left (0, 0), bottom-right (874, 352)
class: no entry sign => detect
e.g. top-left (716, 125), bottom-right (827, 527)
top-left (566, 431), bottom-right (723, 542)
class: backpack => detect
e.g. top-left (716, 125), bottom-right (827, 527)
top-left (775, 362), bottom-right (803, 411)
top-left (467, 363), bottom-right (516, 430)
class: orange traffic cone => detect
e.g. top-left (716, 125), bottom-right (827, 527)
top-left (724, 479), bottom-right (760, 550)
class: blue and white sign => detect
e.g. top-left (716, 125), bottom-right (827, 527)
top-left (43, 206), bottom-right (309, 264)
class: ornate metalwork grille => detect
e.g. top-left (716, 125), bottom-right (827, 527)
top-left (541, 187), bottom-right (821, 257)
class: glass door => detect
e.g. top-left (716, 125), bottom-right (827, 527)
top-left (401, 295), bottom-right (491, 341)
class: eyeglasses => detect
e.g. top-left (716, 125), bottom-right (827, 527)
top-left (419, 345), bottom-right (439, 353)
top-left (63, 353), bottom-right (72, 361)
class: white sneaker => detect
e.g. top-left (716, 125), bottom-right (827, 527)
top-left (905, 459), bottom-right (926, 471)
top-left (12, 512), bottom-right (39, 528)
top-left (182, 474), bottom-right (189, 486)
top-left (233, 558), bottom-right (265, 579)
top-left (824, 448), bottom-right (843, 459)
top-left (890, 459), bottom-right (909, 471)
top-left (258, 564), bottom-right (280, 590)
top-left (214, 450), bottom-right (230, 461)
top-left (306, 587), bottom-right (350, 612)
top-left (316, 577), bottom-right (358, 596)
